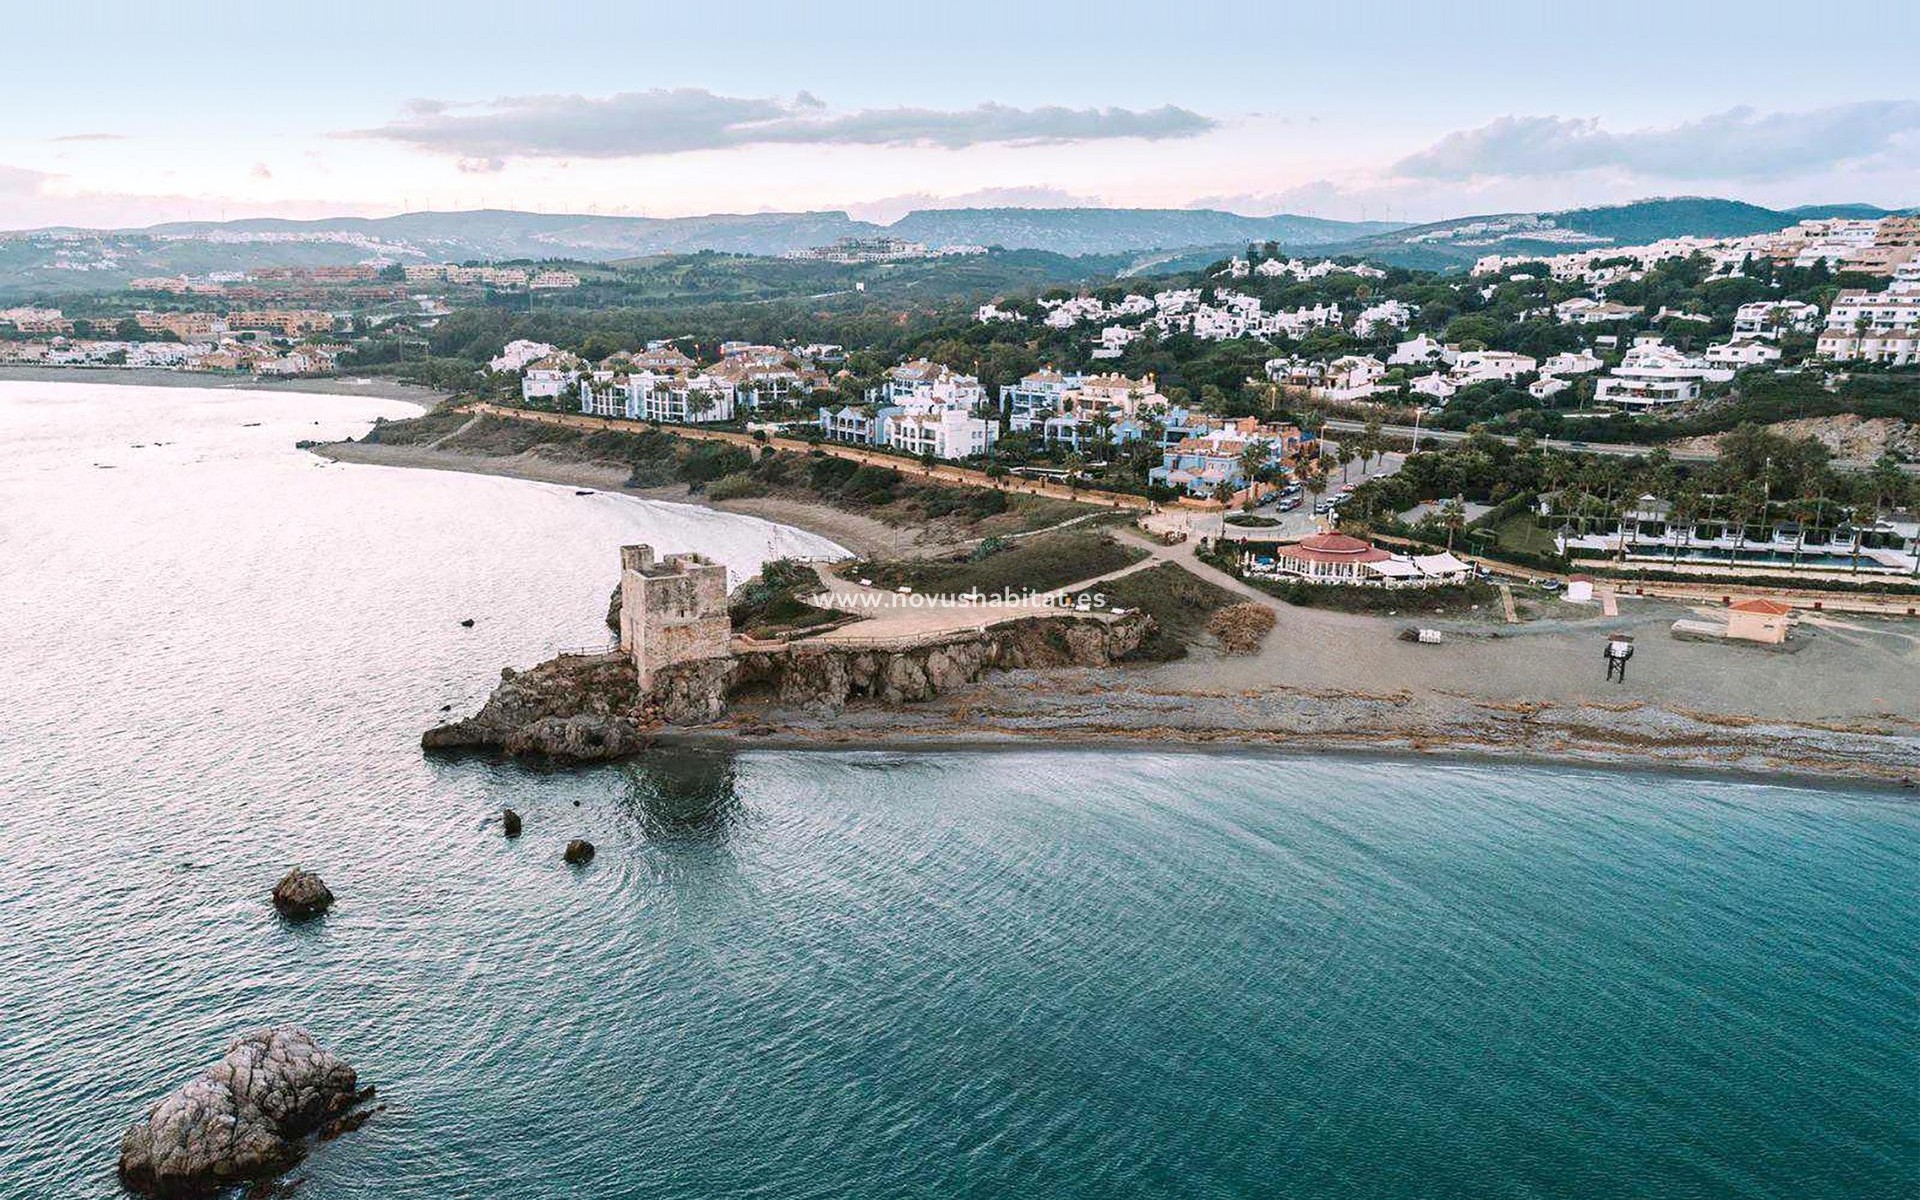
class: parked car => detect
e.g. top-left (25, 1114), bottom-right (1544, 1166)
top-left (1278, 498), bottom-right (1301, 512)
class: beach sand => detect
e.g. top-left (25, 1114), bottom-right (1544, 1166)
top-left (314, 438), bottom-right (912, 558)
top-left (0, 365), bottom-right (449, 405)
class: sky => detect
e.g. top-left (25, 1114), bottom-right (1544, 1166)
top-left (2, 0), bottom-right (1916, 231)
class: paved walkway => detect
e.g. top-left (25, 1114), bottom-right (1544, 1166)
top-left (769, 562), bottom-right (1126, 649)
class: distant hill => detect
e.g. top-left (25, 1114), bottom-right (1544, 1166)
top-left (0, 206), bottom-right (1401, 293)
top-left (0, 197), bottom-right (1910, 293)
top-left (1304, 197), bottom-right (1851, 270)
top-left (1784, 203), bottom-right (1917, 220)
top-left (884, 208), bottom-right (1402, 255)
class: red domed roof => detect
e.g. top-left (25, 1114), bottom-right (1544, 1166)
top-left (1276, 532), bottom-right (1392, 565)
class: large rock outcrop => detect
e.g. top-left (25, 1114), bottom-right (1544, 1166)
top-left (118, 1028), bottom-right (362, 1197)
top-left (426, 615), bottom-right (1151, 755)
top-left (422, 652), bottom-right (642, 761)
top-left (649, 613), bottom-right (1152, 724)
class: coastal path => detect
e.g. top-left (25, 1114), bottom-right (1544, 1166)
top-left (461, 403), bottom-right (1153, 512)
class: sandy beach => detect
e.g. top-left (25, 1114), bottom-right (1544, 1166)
top-left (315, 437), bottom-right (912, 558)
top-left (0, 365), bottom-right (449, 406)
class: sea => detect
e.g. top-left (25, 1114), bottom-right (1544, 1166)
top-left (0, 381), bottom-right (1913, 1199)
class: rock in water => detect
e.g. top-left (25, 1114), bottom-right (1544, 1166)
top-left (118, 1028), bottom-right (359, 1197)
top-left (563, 839), bottom-right (595, 865)
top-left (502, 808), bottom-right (523, 837)
top-left (270, 869), bottom-right (333, 920)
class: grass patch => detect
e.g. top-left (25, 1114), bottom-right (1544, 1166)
top-left (728, 560), bottom-right (843, 638)
top-left (357, 406), bottom-right (473, 446)
top-left (1097, 562), bottom-right (1246, 661)
top-left (855, 530), bottom-right (1145, 598)
top-left (1492, 512), bottom-right (1560, 557)
top-left (1245, 577), bottom-right (1503, 615)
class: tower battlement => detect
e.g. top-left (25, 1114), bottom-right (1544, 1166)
top-left (617, 545), bottom-right (732, 690)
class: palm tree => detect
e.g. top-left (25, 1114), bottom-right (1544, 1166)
top-left (1338, 444), bottom-right (1357, 483)
top-left (1238, 438), bottom-right (1271, 506)
top-left (1440, 496), bottom-right (1467, 553)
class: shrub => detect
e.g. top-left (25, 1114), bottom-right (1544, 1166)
top-left (1206, 603), bottom-right (1277, 654)
top-left (707, 472), bottom-right (767, 501)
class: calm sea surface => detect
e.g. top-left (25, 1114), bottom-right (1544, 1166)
top-left (0, 382), bottom-right (1913, 1199)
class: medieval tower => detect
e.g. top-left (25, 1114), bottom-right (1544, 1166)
top-left (617, 544), bottom-right (732, 690)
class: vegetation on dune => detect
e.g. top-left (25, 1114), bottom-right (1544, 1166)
top-left (854, 530), bottom-right (1144, 598)
top-left (1204, 602), bottom-right (1278, 656)
top-left (1097, 562), bottom-right (1248, 661)
top-left (728, 560), bottom-right (843, 639)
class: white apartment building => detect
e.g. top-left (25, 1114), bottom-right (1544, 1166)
top-left (488, 339), bottom-right (558, 373)
top-left (1355, 299), bottom-right (1413, 336)
top-left (1541, 350), bottom-right (1605, 376)
top-left (1091, 325), bottom-right (1139, 359)
top-left (878, 359), bottom-right (987, 408)
top-left (1266, 355), bottom-right (1389, 400)
top-left (1818, 265), bottom-right (1920, 364)
top-left (1705, 337), bottom-right (1783, 370)
top-left (1592, 339), bottom-right (1730, 410)
top-left (887, 407), bottom-right (999, 459)
top-left (1732, 300), bottom-right (1821, 337)
top-left (1449, 350), bottom-right (1538, 385)
top-left (1389, 334), bottom-right (1454, 366)
top-left (1554, 298), bottom-right (1642, 325)
top-left (581, 371), bottom-right (737, 423)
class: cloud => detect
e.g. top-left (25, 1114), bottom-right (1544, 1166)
top-left (1395, 101), bottom-right (1920, 181)
top-left (249, 163), bottom-right (273, 181)
top-left (346, 88), bottom-right (1216, 159)
top-left (50, 132), bottom-right (127, 143)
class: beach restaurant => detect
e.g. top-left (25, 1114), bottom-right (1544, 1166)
top-left (1241, 532), bottom-right (1471, 588)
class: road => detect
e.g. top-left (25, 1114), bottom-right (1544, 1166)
top-left (1319, 418), bottom-right (1917, 475)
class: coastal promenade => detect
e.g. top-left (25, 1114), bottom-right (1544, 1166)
top-left (462, 403), bottom-right (1154, 512)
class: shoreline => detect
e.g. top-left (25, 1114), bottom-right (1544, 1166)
top-left (648, 728), bottom-right (1920, 796)
top-left (0, 364), bottom-right (450, 406)
top-left (315, 437), bottom-right (909, 558)
top-left (648, 670), bottom-right (1920, 787)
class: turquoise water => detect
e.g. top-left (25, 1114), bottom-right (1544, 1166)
top-left (0, 384), bottom-right (1914, 1198)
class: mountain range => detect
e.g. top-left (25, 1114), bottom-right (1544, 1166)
top-left (0, 198), bottom-right (1910, 293)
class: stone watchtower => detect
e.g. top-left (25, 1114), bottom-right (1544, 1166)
top-left (618, 545), bottom-right (733, 691)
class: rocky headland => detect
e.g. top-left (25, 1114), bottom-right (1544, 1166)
top-left (423, 614), bottom-right (1151, 761)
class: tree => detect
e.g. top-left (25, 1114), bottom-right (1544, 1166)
top-left (1440, 496), bottom-right (1467, 552)
top-left (1238, 439), bottom-right (1271, 506)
